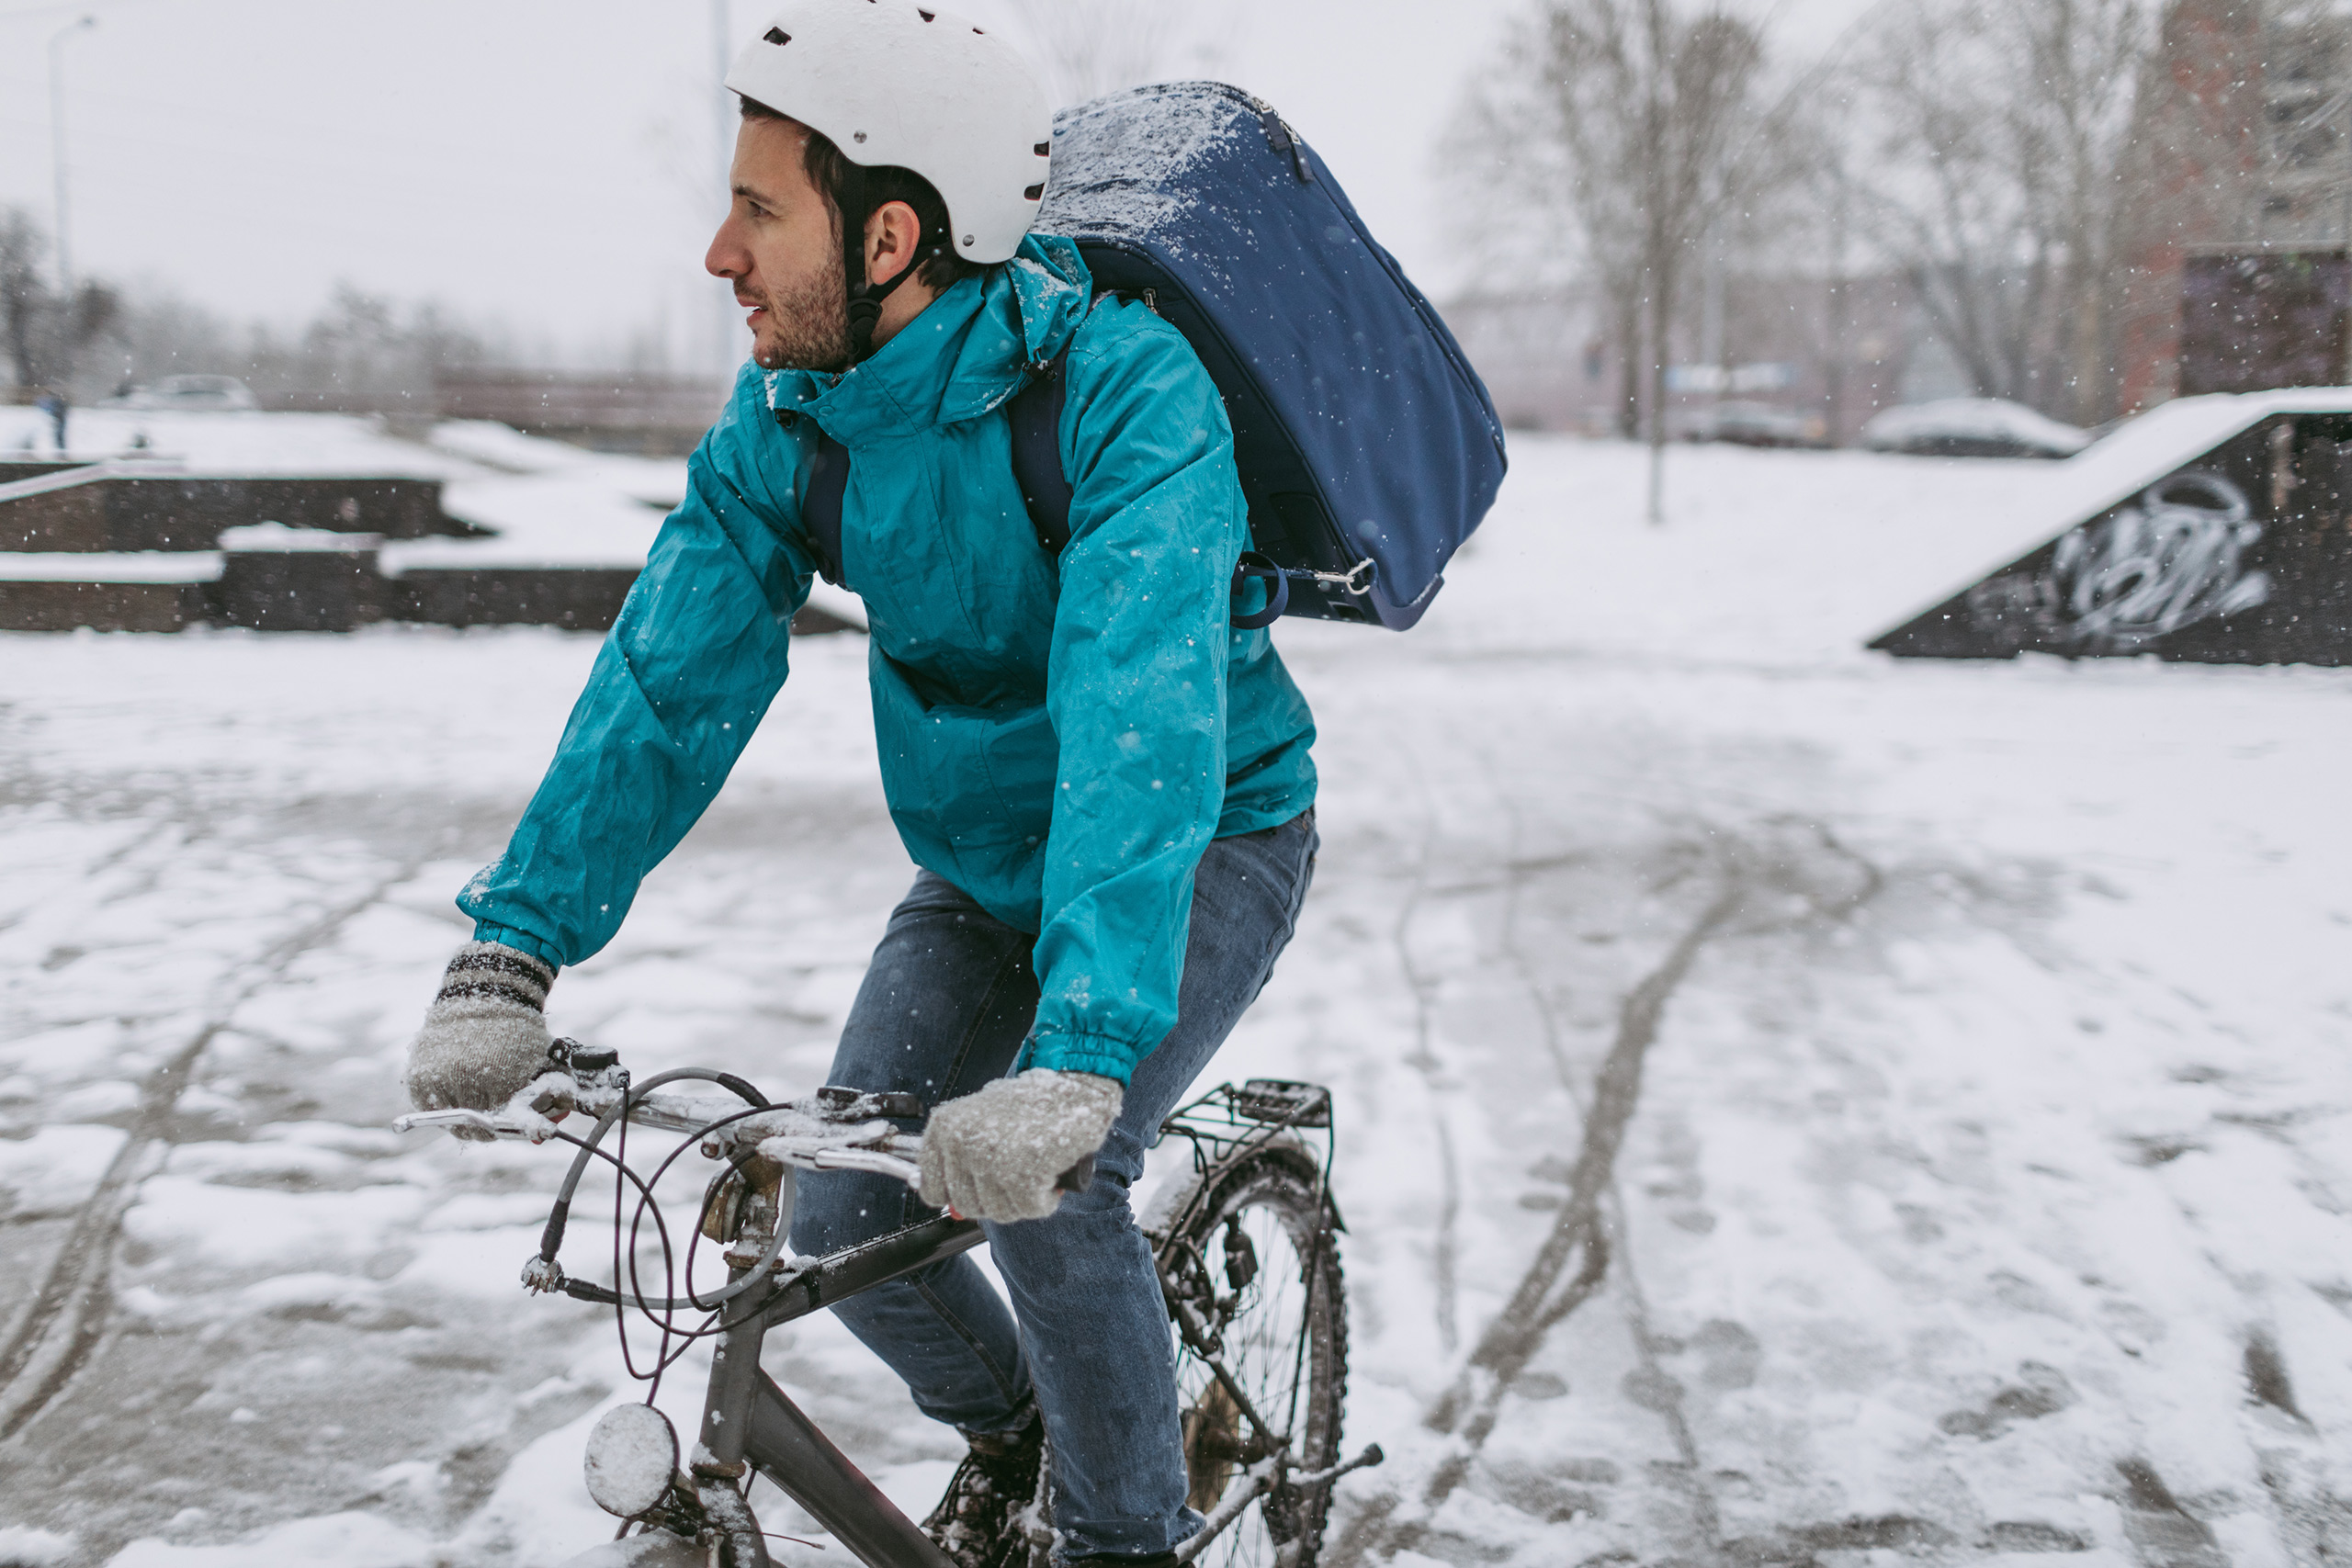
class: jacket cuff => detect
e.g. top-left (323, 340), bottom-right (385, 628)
top-left (1024, 1031), bottom-right (1144, 1087)
top-left (470, 921), bottom-right (565, 976)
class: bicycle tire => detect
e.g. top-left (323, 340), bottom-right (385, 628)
top-left (1154, 1148), bottom-right (1347, 1568)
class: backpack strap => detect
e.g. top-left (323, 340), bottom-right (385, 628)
top-left (792, 360), bottom-right (1063, 590)
top-left (790, 351), bottom-right (1290, 628)
top-left (1007, 353), bottom-right (1072, 555)
top-left (1230, 552), bottom-right (1290, 628)
top-left (799, 423), bottom-right (851, 588)
top-left (1007, 345), bottom-right (1289, 628)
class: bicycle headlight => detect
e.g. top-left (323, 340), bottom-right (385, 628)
top-left (583, 1402), bottom-right (681, 1519)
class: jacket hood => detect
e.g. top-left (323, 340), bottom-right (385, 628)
top-left (763, 233), bottom-right (1092, 445)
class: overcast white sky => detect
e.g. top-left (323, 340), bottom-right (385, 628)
top-left (0, 0), bottom-right (1878, 372)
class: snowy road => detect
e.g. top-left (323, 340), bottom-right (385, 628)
top-left (1, 436), bottom-right (2346, 1567)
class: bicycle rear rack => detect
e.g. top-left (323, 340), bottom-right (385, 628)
top-left (1156, 1077), bottom-right (1340, 1234)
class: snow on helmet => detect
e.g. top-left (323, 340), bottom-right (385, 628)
top-left (725, 0), bottom-right (1051, 266)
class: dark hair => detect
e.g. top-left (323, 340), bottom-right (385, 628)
top-left (739, 96), bottom-right (984, 294)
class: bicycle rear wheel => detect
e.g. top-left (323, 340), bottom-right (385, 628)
top-left (1156, 1150), bottom-right (1347, 1568)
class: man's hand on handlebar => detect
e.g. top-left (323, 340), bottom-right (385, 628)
top-left (396, 1055), bottom-right (936, 1192)
top-left (395, 1040), bottom-right (1113, 1220)
top-left (917, 1068), bottom-right (1118, 1223)
top-left (401, 941), bottom-right (561, 1141)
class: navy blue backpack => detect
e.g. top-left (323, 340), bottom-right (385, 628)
top-left (808, 81), bottom-right (1508, 630)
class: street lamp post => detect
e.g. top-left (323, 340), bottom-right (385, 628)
top-left (48, 15), bottom-right (97, 297)
top-left (714, 0), bottom-right (737, 374)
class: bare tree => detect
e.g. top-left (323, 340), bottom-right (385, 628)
top-left (73, 278), bottom-right (495, 415)
top-left (1, 209), bottom-right (46, 393)
top-left (1007, 0), bottom-right (1183, 106)
top-left (1462, 0), bottom-right (1786, 521)
top-left (1448, 48), bottom-right (1637, 435)
top-left (1843, 0), bottom-right (2149, 424)
top-left (1, 205), bottom-right (118, 398)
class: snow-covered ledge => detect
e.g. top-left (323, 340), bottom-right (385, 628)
top-left (0, 551), bottom-right (224, 582)
top-left (218, 523), bottom-right (382, 554)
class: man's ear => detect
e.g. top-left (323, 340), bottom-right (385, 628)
top-left (865, 199), bottom-right (927, 288)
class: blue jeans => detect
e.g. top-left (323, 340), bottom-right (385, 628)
top-left (788, 810), bottom-right (1318, 1562)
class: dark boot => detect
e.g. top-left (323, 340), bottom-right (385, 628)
top-left (922, 1407), bottom-right (1045, 1568)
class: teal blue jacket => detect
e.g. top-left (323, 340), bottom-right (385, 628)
top-left (458, 237), bottom-right (1317, 1084)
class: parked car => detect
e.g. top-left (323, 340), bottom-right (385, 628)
top-left (1858, 398), bottom-right (2090, 458)
top-left (1682, 400), bottom-right (1826, 448)
top-left (119, 375), bottom-right (260, 412)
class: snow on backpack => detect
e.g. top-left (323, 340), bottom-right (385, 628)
top-left (807, 80), bottom-right (1509, 631)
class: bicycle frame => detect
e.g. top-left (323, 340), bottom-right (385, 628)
top-left (695, 1213), bottom-right (982, 1568)
top-left (408, 1065), bottom-right (1375, 1568)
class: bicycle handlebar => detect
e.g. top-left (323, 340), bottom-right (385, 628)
top-left (393, 1046), bottom-right (1097, 1198)
top-left (394, 1076), bottom-right (931, 1189)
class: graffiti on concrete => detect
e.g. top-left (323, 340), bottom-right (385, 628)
top-left (1964, 471), bottom-right (2272, 654)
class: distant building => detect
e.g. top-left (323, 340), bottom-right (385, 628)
top-left (2117, 0), bottom-right (2352, 408)
top-left (2177, 249), bottom-right (2352, 396)
top-left (1439, 269), bottom-right (1927, 446)
top-left (1440, 288), bottom-right (1614, 435)
top-left (433, 371), bottom-right (731, 457)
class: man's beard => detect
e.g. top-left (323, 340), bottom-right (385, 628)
top-left (752, 248), bottom-right (854, 373)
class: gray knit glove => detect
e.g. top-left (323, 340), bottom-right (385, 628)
top-left (402, 942), bottom-right (557, 1140)
top-left (919, 1068), bottom-right (1122, 1223)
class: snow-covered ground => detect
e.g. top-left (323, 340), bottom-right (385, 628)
top-left (1, 423), bottom-right (2347, 1568)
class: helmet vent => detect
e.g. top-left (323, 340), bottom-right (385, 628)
top-left (918, 7), bottom-right (934, 17)
top-left (1034, 142), bottom-right (1049, 157)
top-left (763, 27), bottom-right (789, 44)
top-left (1023, 183), bottom-right (1044, 201)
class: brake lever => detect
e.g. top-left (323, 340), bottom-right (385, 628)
top-left (393, 1108), bottom-right (505, 1136)
top-left (392, 1075), bottom-right (580, 1145)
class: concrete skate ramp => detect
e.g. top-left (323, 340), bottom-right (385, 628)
top-left (1871, 389), bottom-right (2352, 665)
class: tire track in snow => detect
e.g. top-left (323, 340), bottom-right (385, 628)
top-left (1334, 819), bottom-right (1883, 1565)
top-left (1604, 1186), bottom-right (1725, 1555)
top-left (1392, 799), bottom-right (1464, 1354)
top-left (1331, 865), bottom-right (1741, 1565)
top-left (0, 863), bottom-right (423, 1442)
top-left (1495, 782), bottom-right (1727, 1557)
top-left (1424, 875), bottom-right (1743, 1430)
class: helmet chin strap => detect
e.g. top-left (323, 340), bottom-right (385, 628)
top-left (840, 163), bottom-right (946, 366)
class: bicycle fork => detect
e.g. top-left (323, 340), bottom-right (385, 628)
top-left (683, 1293), bottom-right (948, 1568)
top-left (686, 1156), bottom-right (963, 1568)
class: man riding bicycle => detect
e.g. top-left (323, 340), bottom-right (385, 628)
top-left (401, 4), bottom-right (1318, 1563)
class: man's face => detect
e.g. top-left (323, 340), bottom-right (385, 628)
top-left (707, 115), bottom-right (852, 373)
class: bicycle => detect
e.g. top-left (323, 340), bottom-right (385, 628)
top-left (395, 1040), bottom-right (1379, 1567)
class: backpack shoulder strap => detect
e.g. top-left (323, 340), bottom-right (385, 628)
top-left (795, 357), bottom-right (1068, 587)
top-left (1007, 352), bottom-right (1072, 556)
top-left (1003, 344), bottom-right (1283, 629)
top-left (796, 418), bottom-right (850, 587)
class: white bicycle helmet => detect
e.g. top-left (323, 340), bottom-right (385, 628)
top-left (725, 0), bottom-right (1051, 267)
